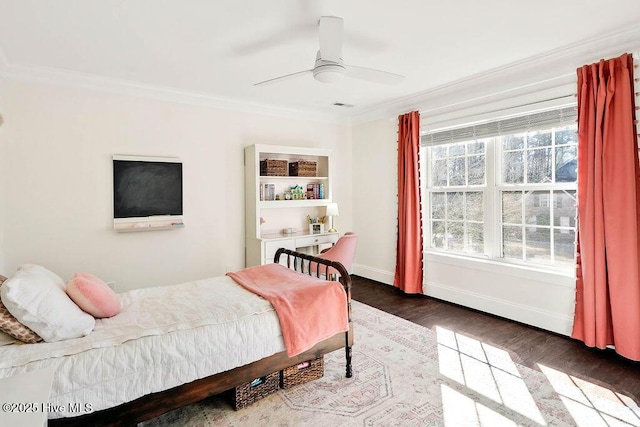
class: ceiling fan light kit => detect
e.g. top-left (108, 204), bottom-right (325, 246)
top-left (313, 52), bottom-right (345, 83)
top-left (313, 65), bottom-right (345, 83)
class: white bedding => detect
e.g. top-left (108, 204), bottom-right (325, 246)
top-left (0, 275), bottom-right (285, 419)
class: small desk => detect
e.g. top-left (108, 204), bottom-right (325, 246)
top-left (260, 231), bottom-right (339, 265)
top-left (0, 368), bottom-right (55, 427)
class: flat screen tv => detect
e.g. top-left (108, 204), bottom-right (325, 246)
top-left (113, 155), bottom-right (183, 222)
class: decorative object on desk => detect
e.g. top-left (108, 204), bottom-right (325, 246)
top-left (308, 215), bottom-right (325, 234)
top-left (325, 203), bottom-right (339, 233)
top-left (282, 228), bottom-right (295, 235)
top-left (310, 223), bottom-right (324, 234)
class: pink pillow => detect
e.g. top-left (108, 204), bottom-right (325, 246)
top-left (66, 273), bottom-right (121, 318)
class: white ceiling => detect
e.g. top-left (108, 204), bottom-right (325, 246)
top-left (1, 0), bottom-right (639, 122)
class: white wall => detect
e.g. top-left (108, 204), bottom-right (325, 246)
top-left (425, 254), bottom-right (575, 335)
top-left (351, 118), bottom-right (398, 283)
top-left (0, 80), bottom-right (352, 291)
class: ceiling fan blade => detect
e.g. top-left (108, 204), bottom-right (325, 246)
top-left (253, 69), bottom-right (313, 87)
top-left (345, 65), bottom-right (405, 85)
top-left (230, 22), bottom-right (316, 56)
top-left (318, 16), bottom-right (343, 62)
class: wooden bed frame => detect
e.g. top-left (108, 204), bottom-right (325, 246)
top-left (50, 249), bottom-right (353, 426)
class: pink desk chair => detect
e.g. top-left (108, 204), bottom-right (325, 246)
top-left (312, 232), bottom-right (357, 279)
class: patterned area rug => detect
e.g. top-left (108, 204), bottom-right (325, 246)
top-left (142, 301), bottom-right (640, 426)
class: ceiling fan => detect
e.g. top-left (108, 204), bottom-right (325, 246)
top-left (254, 16), bottom-right (405, 87)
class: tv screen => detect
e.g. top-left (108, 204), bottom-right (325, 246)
top-left (113, 157), bottom-right (183, 219)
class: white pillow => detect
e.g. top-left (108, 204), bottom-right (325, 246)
top-left (17, 264), bottom-right (66, 290)
top-left (1, 265), bottom-right (95, 342)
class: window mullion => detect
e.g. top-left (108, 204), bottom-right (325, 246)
top-left (517, 190), bottom-right (523, 262)
top-left (485, 137), bottom-right (498, 258)
top-left (423, 147), bottom-right (433, 251)
top-left (549, 189), bottom-right (555, 263)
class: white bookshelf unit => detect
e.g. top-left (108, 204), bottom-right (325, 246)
top-left (245, 144), bottom-right (338, 266)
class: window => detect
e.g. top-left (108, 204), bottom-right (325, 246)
top-left (422, 106), bottom-right (577, 269)
top-left (429, 140), bottom-right (486, 255)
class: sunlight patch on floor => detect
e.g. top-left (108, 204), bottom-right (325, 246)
top-left (436, 326), bottom-right (546, 426)
top-left (539, 364), bottom-right (640, 426)
top-left (441, 384), bottom-right (518, 427)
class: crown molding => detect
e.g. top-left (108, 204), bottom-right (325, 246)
top-left (351, 24), bottom-right (640, 125)
top-left (0, 49), bottom-right (351, 126)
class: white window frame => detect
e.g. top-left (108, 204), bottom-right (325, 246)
top-left (422, 106), bottom-right (578, 272)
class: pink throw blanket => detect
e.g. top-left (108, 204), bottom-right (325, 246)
top-left (227, 263), bottom-right (348, 357)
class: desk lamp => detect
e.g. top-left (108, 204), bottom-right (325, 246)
top-left (326, 203), bottom-right (339, 233)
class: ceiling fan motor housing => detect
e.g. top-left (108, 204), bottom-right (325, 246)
top-left (313, 51), bottom-right (345, 83)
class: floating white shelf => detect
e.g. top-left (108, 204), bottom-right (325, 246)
top-left (114, 221), bottom-right (185, 233)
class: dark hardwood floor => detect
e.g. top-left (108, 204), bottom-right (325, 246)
top-left (350, 275), bottom-right (640, 403)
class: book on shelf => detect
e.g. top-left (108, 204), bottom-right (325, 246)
top-left (302, 183), bottom-right (326, 200)
top-left (261, 183), bottom-right (276, 201)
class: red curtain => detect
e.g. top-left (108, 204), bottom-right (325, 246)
top-left (572, 53), bottom-right (640, 361)
top-left (394, 111), bottom-right (424, 294)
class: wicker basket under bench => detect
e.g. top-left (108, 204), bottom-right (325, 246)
top-left (228, 357), bottom-right (324, 409)
top-left (280, 356), bottom-right (324, 389)
top-left (229, 372), bottom-right (280, 409)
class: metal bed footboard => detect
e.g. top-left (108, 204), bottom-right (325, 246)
top-left (274, 248), bottom-right (353, 378)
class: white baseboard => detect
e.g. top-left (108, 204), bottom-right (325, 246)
top-left (352, 264), bottom-right (394, 286)
top-left (352, 263), bottom-right (574, 336)
top-left (425, 281), bottom-right (574, 336)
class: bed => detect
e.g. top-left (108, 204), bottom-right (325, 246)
top-left (0, 249), bottom-right (353, 426)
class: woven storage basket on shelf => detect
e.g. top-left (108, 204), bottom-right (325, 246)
top-left (289, 160), bottom-right (317, 177)
top-left (260, 159), bottom-right (288, 176)
top-left (279, 356), bottom-right (324, 389)
top-left (229, 371), bottom-right (279, 409)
